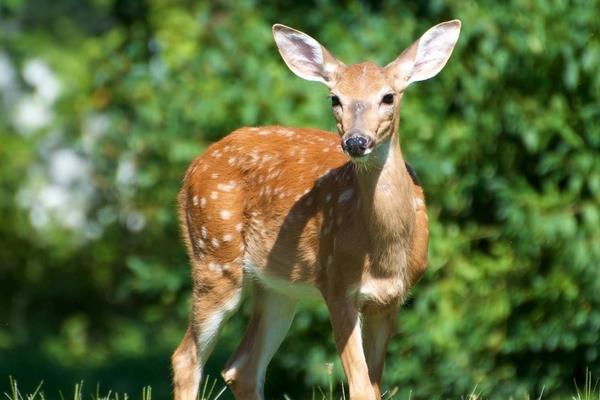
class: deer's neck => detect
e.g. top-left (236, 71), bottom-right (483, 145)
top-left (354, 133), bottom-right (415, 270)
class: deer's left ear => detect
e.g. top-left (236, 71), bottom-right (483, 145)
top-left (385, 20), bottom-right (461, 91)
top-left (273, 24), bottom-right (345, 88)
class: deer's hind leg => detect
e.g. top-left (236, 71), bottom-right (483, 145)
top-left (172, 259), bottom-right (243, 400)
top-left (173, 179), bottom-right (246, 399)
top-left (172, 326), bottom-right (200, 400)
top-left (222, 284), bottom-right (297, 400)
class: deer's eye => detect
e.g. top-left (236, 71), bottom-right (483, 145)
top-left (381, 93), bottom-right (394, 105)
top-left (330, 95), bottom-right (341, 107)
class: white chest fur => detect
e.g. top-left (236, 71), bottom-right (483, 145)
top-left (356, 275), bottom-right (406, 307)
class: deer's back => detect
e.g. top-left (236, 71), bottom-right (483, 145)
top-left (178, 126), bottom-right (365, 292)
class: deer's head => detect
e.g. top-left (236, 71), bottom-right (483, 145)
top-left (273, 20), bottom-right (461, 163)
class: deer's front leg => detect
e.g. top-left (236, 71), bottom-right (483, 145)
top-left (362, 310), bottom-right (397, 398)
top-left (324, 297), bottom-right (376, 400)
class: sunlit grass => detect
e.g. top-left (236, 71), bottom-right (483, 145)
top-left (572, 370), bottom-right (600, 400)
top-left (4, 371), bottom-right (600, 400)
top-left (198, 376), bottom-right (226, 400)
top-left (4, 376), bottom-right (152, 400)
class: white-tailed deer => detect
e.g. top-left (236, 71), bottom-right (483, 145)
top-left (172, 20), bottom-right (461, 400)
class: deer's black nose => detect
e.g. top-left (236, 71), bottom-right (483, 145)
top-left (342, 135), bottom-right (372, 157)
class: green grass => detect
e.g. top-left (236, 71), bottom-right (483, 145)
top-left (572, 370), bottom-right (600, 400)
top-left (4, 377), bottom-right (153, 400)
top-left (4, 371), bottom-right (600, 400)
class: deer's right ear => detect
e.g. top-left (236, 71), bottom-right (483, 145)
top-left (273, 24), bottom-right (344, 87)
top-left (385, 20), bottom-right (461, 92)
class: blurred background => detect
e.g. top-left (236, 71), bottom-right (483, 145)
top-left (1, 0), bottom-right (600, 398)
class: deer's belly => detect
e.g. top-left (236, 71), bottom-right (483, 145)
top-left (242, 256), bottom-right (322, 300)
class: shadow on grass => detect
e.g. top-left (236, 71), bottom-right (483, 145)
top-left (0, 343), bottom-right (309, 400)
top-left (0, 345), bottom-right (242, 399)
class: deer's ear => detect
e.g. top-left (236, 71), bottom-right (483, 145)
top-left (385, 20), bottom-right (461, 91)
top-left (273, 24), bottom-right (345, 87)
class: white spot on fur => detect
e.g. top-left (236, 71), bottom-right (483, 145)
top-left (201, 226), bottom-right (208, 239)
top-left (200, 197), bottom-right (207, 208)
top-left (211, 173), bottom-right (219, 179)
top-left (223, 233), bottom-right (233, 242)
top-left (211, 191), bottom-right (219, 200)
top-left (338, 188), bottom-right (354, 203)
top-left (217, 183), bottom-right (235, 192)
top-left (211, 238), bottom-right (220, 248)
top-left (235, 223), bottom-right (243, 232)
top-left (220, 210), bottom-right (232, 220)
top-left (277, 128), bottom-right (295, 138)
top-left (414, 197), bottom-right (425, 208)
top-left (197, 239), bottom-right (205, 249)
top-left (192, 195), bottom-right (199, 206)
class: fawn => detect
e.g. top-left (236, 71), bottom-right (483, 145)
top-left (172, 20), bottom-right (461, 400)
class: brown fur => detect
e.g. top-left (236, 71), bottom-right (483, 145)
top-left (171, 18), bottom-right (463, 400)
top-left (172, 126), bottom-right (428, 400)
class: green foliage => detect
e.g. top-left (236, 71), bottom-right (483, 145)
top-left (1, 0), bottom-right (599, 399)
